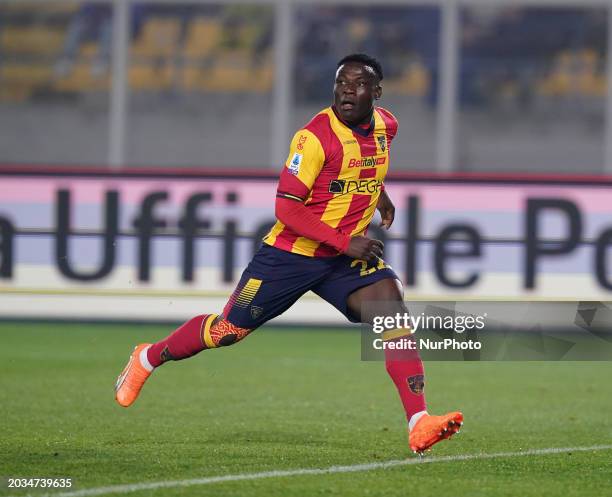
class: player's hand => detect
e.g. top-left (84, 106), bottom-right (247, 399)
top-left (376, 190), bottom-right (395, 230)
top-left (345, 236), bottom-right (384, 262)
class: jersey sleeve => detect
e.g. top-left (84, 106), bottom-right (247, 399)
top-left (277, 129), bottom-right (325, 201)
top-left (377, 107), bottom-right (399, 142)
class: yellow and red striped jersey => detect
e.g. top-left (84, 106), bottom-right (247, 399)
top-left (264, 106), bottom-right (398, 257)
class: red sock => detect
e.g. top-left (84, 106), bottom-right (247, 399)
top-left (147, 314), bottom-right (214, 367)
top-left (385, 337), bottom-right (427, 422)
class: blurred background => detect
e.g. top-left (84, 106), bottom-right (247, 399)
top-left (2, 7), bottom-right (611, 492)
top-left (1, 0), bottom-right (610, 173)
top-left (3, 0), bottom-right (612, 322)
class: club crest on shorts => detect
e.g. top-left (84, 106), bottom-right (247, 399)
top-left (407, 375), bottom-right (425, 395)
top-left (250, 305), bottom-right (264, 320)
top-left (376, 134), bottom-right (387, 152)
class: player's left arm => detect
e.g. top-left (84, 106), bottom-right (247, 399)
top-left (375, 108), bottom-right (399, 230)
top-left (377, 188), bottom-right (395, 230)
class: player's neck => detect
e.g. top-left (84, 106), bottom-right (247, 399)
top-left (332, 106), bottom-right (374, 134)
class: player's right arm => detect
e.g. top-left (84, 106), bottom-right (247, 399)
top-left (275, 130), bottom-right (383, 261)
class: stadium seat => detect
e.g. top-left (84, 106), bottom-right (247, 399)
top-left (78, 41), bottom-right (102, 59)
top-left (254, 57), bottom-right (274, 93)
top-left (0, 2), bottom-right (76, 17)
top-left (53, 63), bottom-right (109, 93)
top-left (203, 51), bottom-right (250, 92)
top-left (183, 18), bottom-right (222, 58)
top-left (346, 18), bottom-right (372, 46)
top-left (181, 49), bottom-right (272, 94)
top-left (0, 26), bottom-right (64, 54)
top-left (384, 60), bottom-right (429, 96)
top-left (0, 64), bottom-right (53, 100)
top-left (0, 2), bottom-right (88, 100)
top-left (576, 50), bottom-right (605, 97)
top-left (131, 18), bottom-right (181, 59)
top-left (537, 49), bottom-right (606, 98)
top-left (129, 62), bottom-right (174, 91)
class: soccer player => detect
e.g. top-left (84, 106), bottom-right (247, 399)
top-left (115, 53), bottom-right (462, 454)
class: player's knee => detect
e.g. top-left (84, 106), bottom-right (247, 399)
top-left (379, 277), bottom-right (405, 302)
top-left (206, 316), bottom-right (253, 348)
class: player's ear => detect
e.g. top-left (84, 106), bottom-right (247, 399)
top-left (374, 83), bottom-right (382, 100)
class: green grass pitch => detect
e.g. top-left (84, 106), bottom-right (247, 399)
top-left (1, 322), bottom-right (611, 497)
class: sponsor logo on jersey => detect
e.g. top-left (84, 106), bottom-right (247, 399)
top-left (343, 139), bottom-right (358, 145)
top-left (348, 156), bottom-right (386, 168)
top-left (328, 179), bottom-right (383, 194)
top-left (376, 134), bottom-right (387, 152)
top-left (297, 135), bottom-right (308, 150)
top-left (288, 153), bottom-right (302, 175)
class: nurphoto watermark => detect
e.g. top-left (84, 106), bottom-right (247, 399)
top-left (361, 301), bottom-right (612, 361)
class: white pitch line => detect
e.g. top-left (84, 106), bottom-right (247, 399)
top-left (12, 444), bottom-right (612, 497)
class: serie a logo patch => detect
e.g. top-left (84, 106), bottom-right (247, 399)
top-left (288, 153), bottom-right (302, 175)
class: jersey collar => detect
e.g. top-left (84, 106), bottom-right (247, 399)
top-left (331, 106), bottom-right (375, 137)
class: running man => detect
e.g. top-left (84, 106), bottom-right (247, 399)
top-left (115, 53), bottom-right (462, 454)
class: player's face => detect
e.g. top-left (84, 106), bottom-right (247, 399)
top-left (334, 62), bottom-right (382, 126)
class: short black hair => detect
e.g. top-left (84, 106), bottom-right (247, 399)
top-left (337, 53), bottom-right (383, 81)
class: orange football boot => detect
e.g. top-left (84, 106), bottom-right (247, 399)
top-left (115, 343), bottom-right (153, 407)
top-left (409, 411), bottom-right (463, 454)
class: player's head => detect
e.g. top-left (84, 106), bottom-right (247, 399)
top-left (334, 53), bottom-right (383, 126)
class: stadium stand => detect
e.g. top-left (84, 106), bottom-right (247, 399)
top-left (0, 4), bottom-right (607, 103)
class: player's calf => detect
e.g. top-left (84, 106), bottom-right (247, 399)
top-left (382, 331), bottom-right (463, 454)
top-left (114, 314), bottom-right (253, 407)
top-left (146, 314), bottom-right (252, 367)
